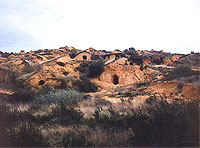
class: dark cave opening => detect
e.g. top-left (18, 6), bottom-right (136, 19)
top-left (113, 74), bottom-right (119, 85)
top-left (83, 55), bottom-right (87, 60)
top-left (38, 80), bottom-right (45, 85)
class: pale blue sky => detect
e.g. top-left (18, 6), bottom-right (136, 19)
top-left (0, 0), bottom-right (200, 53)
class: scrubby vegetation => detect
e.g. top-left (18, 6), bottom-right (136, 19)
top-left (0, 48), bottom-right (199, 147)
top-left (22, 65), bottom-right (35, 73)
top-left (0, 51), bottom-right (11, 57)
top-left (62, 131), bottom-right (93, 147)
top-left (9, 80), bottom-right (35, 103)
top-left (164, 65), bottom-right (197, 81)
top-left (76, 60), bottom-right (104, 78)
top-left (128, 54), bottom-right (143, 65)
top-left (0, 104), bottom-right (49, 147)
top-left (0, 96), bottom-right (199, 147)
top-left (35, 89), bottom-right (82, 105)
top-left (9, 123), bottom-right (49, 147)
top-left (88, 60), bottom-right (105, 78)
top-left (72, 76), bottom-right (98, 93)
top-left (69, 49), bottom-right (78, 58)
top-left (173, 65), bottom-right (194, 77)
top-left (150, 54), bottom-right (164, 64)
top-left (53, 106), bottom-right (84, 125)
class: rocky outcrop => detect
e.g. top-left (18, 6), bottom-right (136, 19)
top-left (146, 81), bottom-right (200, 100)
top-left (99, 58), bottom-right (145, 86)
top-left (56, 54), bottom-right (71, 63)
top-left (171, 54), bottom-right (182, 62)
top-left (0, 47), bottom-right (198, 93)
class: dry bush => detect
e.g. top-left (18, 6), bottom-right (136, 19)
top-left (35, 89), bottom-right (82, 105)
top-left (72, 76), bottom-right (98, 93)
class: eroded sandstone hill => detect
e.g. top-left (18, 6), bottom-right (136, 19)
top-left (0, 46), bottom-right (199, 101)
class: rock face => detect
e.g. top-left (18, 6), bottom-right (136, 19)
top-left (171, 54), bottom-right (182, 62)
top-left (99, 58), bottom-right (145, 86)
top-left (0, 46), bottom-right (199, 97)
top-left (56, 54), bottom-right (71, 63)
top-left (146, 81), bottom-right (200, 100)
top-left (32, 55), bottom-right (48, 63)
top-left (27, 60), bottom-right (79, 88)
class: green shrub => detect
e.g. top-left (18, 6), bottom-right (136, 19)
top-left (164, 65), bottom-right (195, 80)
top-left (37, 85), bottom-right (53, 95)
top-left (51, 104), bottom-right (84, 125)
top-left (88, 61), bottom-right (104, 78)
top-left (76, 61), bottom-right (104, 78)
top-left (0, 52), bottom-right (10, 57)
top-left (0, 105), bottom-right (49, 147)
top-left (128, 54), bottom-right (143, 65)
top-left (91, 54), bottom-right (101, 60)
top-left (14, 109), bottom-right (53, 126)
top-left (128, 99), bottom-right (200, 147)
top-left (89, 99), bottom-right (199, 147)
top-left (173, 65), bottom-right (194, 77)
top-left (69, 49), bottom-right (78, 58)
top-left (35, 89), bottom-right (82, 105)
top-left (0, 104), bottom-right (18, 147)
top-left (10, 80), bottom-right (35, 103)
top-left (22, 65), bottom-right (35, 73)
top-left (95, 99), bottom-right (112, 106)
top-left (55, 76), bottom-right (71, 89)
top-left (0, 104), bottom-right (19, 128)
top-left (76, 61), bottom-right (89, 74)
top-left (62, 131), bottom-right (93, 147)
top-left (9, 123), bottom-right (49, 147)
top-left (0, 127), bottom-right (11, 147)
top-left (73, 76), bottom-right (98, 93)
top-left (150, 55), bottom-right (164, 65)
top-left (90, 106), bottom-right (126, 129)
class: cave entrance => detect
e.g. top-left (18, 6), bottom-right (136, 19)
top-left (38, 80), bottom-right (45, 85)
top-left (83, 55), bottom-right (87, 60)
top-left (112, 74), bottom-right (119, 85)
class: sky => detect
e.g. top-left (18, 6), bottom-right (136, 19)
top-left (0, 0), bottom-right (200, 54)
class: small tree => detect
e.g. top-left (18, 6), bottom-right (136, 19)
top-left (76, 60), bottom-right (105, 78)
top-left (128, 54), bottom-right (143, 65)
top-left (88, 61), bottom-right (104, 78)
top-left (173, 65), bottom-right (193, 77)
top-left (10, 123), bottom-right (49, 147)
top-left (73, 76), bottom-right (98, 93)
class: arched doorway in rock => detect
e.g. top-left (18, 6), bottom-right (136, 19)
top-left (83, 55), bottom-right (87, 60)
top-left (38, 80), bottom-right (45, 85)
top-left (115, 54), bottom-right (119, 60)
top-left (112, 74), bottom-right (119, 85)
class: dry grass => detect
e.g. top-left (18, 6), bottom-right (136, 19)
top-left (42, 124), bottom-right (134, 147)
